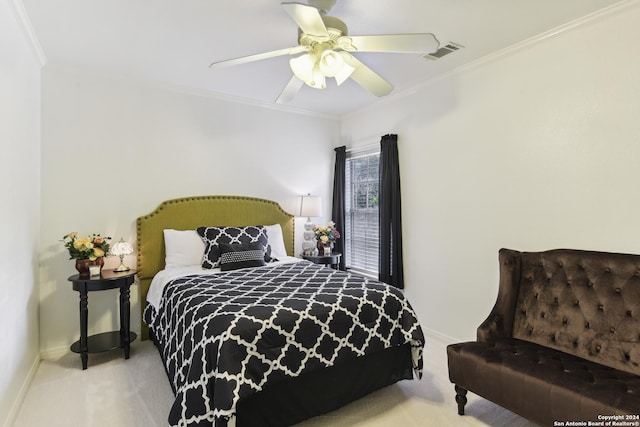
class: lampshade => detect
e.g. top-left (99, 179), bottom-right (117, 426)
top-left (318, 50), bottom-right (344, 77)
top-left (290, 54), bottom-right (326, 89)
top-left (334, 52), bottom-right (355, 85)
top-left (111, 240), bottom-right (134, 256)
top-left (297, 195), bottom-right (322, 218)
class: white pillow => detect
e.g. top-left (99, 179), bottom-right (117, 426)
top-left (264, 224), bottom-right (288, 260)
top-left (163, 229), bottom-right (206, 268)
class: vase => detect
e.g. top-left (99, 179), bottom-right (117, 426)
top-left (75, 257), bottom-right (104, 277)
top-left (317, 241), bottom-right (333, 256)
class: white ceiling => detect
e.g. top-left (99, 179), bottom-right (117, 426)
top-left (22, 0), bottom-right (625, 116)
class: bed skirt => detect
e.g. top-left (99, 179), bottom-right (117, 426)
top-left (236, 343), bottom-right (413, 426)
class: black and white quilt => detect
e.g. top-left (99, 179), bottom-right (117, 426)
top-left (145, 261), bottom-right (424, 427)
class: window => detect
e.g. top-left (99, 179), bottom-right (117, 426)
top-left (345, 150), bottom-right (380, 275)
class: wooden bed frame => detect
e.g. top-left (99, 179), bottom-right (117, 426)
top-left (136, 195), bottom-right (294, 340)
top-left (135, 195), bottom-right (413, 426)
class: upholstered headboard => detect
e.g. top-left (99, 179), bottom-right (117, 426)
top-left (136, 195), bottom-right (295, 339)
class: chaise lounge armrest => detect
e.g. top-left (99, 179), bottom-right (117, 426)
top-left (476, 248), bottom-right (521, 341)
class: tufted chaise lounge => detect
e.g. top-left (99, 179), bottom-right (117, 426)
top-left (447, 248), bottom-right (640, 425)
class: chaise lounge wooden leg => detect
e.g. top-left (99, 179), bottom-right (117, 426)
top-left (455, 385), bottom-right (468, 415)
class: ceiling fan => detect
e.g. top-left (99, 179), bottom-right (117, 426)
top-left (209, 0), bottom-right (440, 104)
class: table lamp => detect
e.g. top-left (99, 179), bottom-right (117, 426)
top-left (111, 238), bottom-right (134, 272)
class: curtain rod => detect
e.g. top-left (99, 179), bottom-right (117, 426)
top-left (345, 142), bottom-right (379, 153)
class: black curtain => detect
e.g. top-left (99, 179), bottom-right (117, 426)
top-left (331, 146), bottom-right (347, 270)
top-left (379, 134), bottom-right (404, 288)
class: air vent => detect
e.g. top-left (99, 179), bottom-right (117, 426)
top-left (424, 42), bottom-right (464, 60)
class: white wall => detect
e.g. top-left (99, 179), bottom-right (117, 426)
top-left (39, 65), bottom-right (340, 354)
top-left (0, 1), bottom-right (42, 424)
top-left (341, 2), bottom-right (640, 342)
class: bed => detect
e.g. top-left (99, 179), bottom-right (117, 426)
top-left (137, 195), bottom-right (425, 427)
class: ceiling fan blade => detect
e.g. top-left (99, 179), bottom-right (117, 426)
top-left (340, 33), bottom-right (440, 54)
top-left (281, 2), bottom-right (329, 38)
top-left (341, 52), bottom-right (392, 97)
top-left (276, 75), bottom-right (305, 104)
top-left (210, 46), bottom-right (308, 69)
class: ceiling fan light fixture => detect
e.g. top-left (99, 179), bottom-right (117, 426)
top-left (290, 54), bottom-right (326, 89)
top-left (318, 50), bottom-right (343, 77)
top-left (334, 52), bottom-right (354, 85)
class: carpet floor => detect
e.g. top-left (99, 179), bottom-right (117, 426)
top-left (12, 336), bottom-right (536, 426)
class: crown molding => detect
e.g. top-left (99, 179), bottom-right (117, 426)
top-left (8, 0), bottom-right (47, 66)
top-left (343, 0), bottom-right (638, 120)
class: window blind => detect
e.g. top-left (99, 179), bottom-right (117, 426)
top-left (345, 150), bottom-right (380, 275)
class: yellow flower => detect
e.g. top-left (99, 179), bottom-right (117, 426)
top-left (65, 232), bottom-right (77, 240)
top-left (320, 235), bottom-right (329, 243)
top-left (93, 236), bottom-right (104, 245)
top-left (90, 248), bottom-right (105, 260)
top-left (73, 237), bottom-right (91, 250)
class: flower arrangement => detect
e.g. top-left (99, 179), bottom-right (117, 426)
top-left (62, 232), bottom-right (111, 260)
top-left (313, 221), bottom-right (341, 245)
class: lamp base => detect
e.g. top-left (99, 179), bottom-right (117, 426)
top-left (302, 218), bottom-right (317, 256)
top-left (114, 264), bottom-right (130, 272)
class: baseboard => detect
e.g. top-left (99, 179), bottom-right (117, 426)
top-left (2, 354), bottom-right (40, 427)
top-left (422, 327), bottom-right (461, 346)
top-left (39, 345), bottom-right (71, 361)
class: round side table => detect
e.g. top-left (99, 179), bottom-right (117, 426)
top-left (68, 269), bottom-right (137, 369)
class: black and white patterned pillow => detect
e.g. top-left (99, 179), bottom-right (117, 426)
top-left (196, 225), bottom-right (269, 269)
top-left (218, 242), bottom-right (266, 271)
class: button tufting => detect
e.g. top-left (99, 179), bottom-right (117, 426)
top-left (574, 300), bottom-right (580, 306)
top-left (585, 322), bottom-right (590, 329)
top-left (615, 288), bottom-right (621, 294)
top-left (596, 344), bottom-right (602, 352)
top-left (610, 327), bottom-right (616, 333)
top-left (588, 282), bottom-right (594, 288)
top-left (562, 317), bottom-right (568, 325)
top-left (627, 310), bottom-right (633, 317)
top-left (540, 312), bottom-right (546, 319)
top-left (605, 267), bottom-right (611, 273)
top-left (598, 304), bottom-right (604, 311)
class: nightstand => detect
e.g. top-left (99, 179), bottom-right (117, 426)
top-left (302, 252), bottom-right (342, 270)
top-left (68, 269), bottom-right (137, 370)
